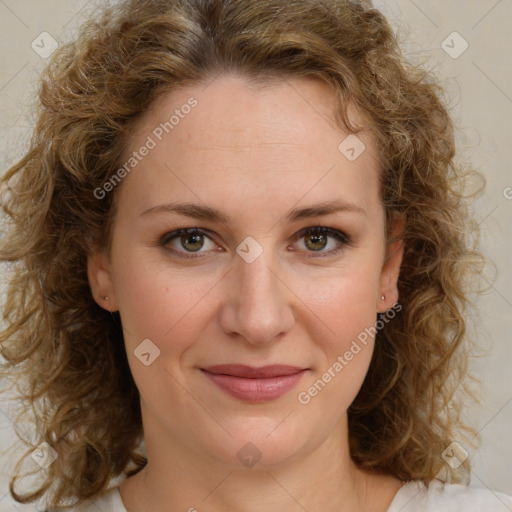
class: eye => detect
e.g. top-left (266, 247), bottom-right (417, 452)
top-left (158, 226), bottom-right (350, 259)
top-left (159, 228), bottom-right (217, 259)
top-left (291, 226), bottom-right (350, 258)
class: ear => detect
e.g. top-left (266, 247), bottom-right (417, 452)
top-left (87, 248), bottom-right (119, 312)
top-left (378, 213), bottom-right (404, 313)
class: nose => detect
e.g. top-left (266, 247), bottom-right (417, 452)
top-left (217, 242), bottom-right (295, 347)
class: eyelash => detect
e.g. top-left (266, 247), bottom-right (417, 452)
top-left (158, 226), bottom-right (351, 260)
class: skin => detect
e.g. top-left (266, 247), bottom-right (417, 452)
top-left (88, 74), bottom-right (404, 512)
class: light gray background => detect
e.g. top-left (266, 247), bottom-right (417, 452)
top-left (0, 1), bottom-right (511, 510)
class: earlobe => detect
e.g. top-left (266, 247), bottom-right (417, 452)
top-left (87, 249), bottom-right (118, 311)
top-left (378, 215), bottom-right (404, 312)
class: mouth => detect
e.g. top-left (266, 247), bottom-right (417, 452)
top-left (200, 364), bottom-right (308, 402)
top-left (202, 364), bottom-right (306, 378)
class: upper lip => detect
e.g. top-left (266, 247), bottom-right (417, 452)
top-left (201, 364), bottom-right (306, 379)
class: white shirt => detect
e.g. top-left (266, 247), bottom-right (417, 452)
top-left (387, 479), bottom-right (512, 511)
top-left (58, 479), bottom-right (512, 511)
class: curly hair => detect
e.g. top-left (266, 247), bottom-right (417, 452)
top-left (0, 0), bottom-right (486, 508)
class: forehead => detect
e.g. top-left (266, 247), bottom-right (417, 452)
top-left (118, 75), bottom-right (381, 217)
top-left (133, 74), bottom-right (374, 154)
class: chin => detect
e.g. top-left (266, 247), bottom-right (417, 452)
top-left (204, 417), bottom-right (315, 470)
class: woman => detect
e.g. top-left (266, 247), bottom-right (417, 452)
top-left (1, 0), bottom-right (511, 510)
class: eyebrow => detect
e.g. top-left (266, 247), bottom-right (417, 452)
top-left (140, 200), bottom-right (366, 223)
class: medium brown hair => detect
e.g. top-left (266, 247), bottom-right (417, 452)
top-left (0, 0), bottom-right (485, 508)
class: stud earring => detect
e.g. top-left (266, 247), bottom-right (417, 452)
top-left (381, 295), bottom-right (385, 301)
top-left (101, 295), bottom-right (109, 301)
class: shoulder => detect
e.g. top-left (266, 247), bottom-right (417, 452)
top-left (388, 479), bottom-right (512, 512)
top-left (45, 486), bottom-right (125, 512)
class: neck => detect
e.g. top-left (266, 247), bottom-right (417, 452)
top-left (119, 406), bottom-right (401, 512)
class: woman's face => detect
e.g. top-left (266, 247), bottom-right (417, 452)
top-left (88, 75), bottom-right (403, 469)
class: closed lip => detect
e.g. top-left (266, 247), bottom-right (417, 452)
top-left (201, 364), bottom-right (306, 379)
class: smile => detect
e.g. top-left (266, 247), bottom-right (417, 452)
top-left (200, 365), bottom-right (308, 402)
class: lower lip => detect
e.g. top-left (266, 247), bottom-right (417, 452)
top-left (201, 369), bottom-right (307, 402)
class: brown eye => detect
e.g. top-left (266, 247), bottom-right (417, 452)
top-left (294, 226), bottom-right (350, 257)
top-left (304, 232), bottom-right (329, 251)
top-left (179, 232), bottom-right (204, 252)
top-left (160, 228), bottom-right (217, 257)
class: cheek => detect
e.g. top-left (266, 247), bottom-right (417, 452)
top-left (292, 256), bottom-right (381, 404)
top-left (112, 248), bottom-right (217, 350)
top-left (112, 258), bottom-right (218, 400)
top-left (296, 259), bottom-right (382, 342)
top-left (294, 270), bottom-right (379, 417)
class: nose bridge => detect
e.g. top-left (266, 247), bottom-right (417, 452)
top-left (239, 248), bottom-right (280, 302)
top-left (219, 237), bottom-right (295, 345)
